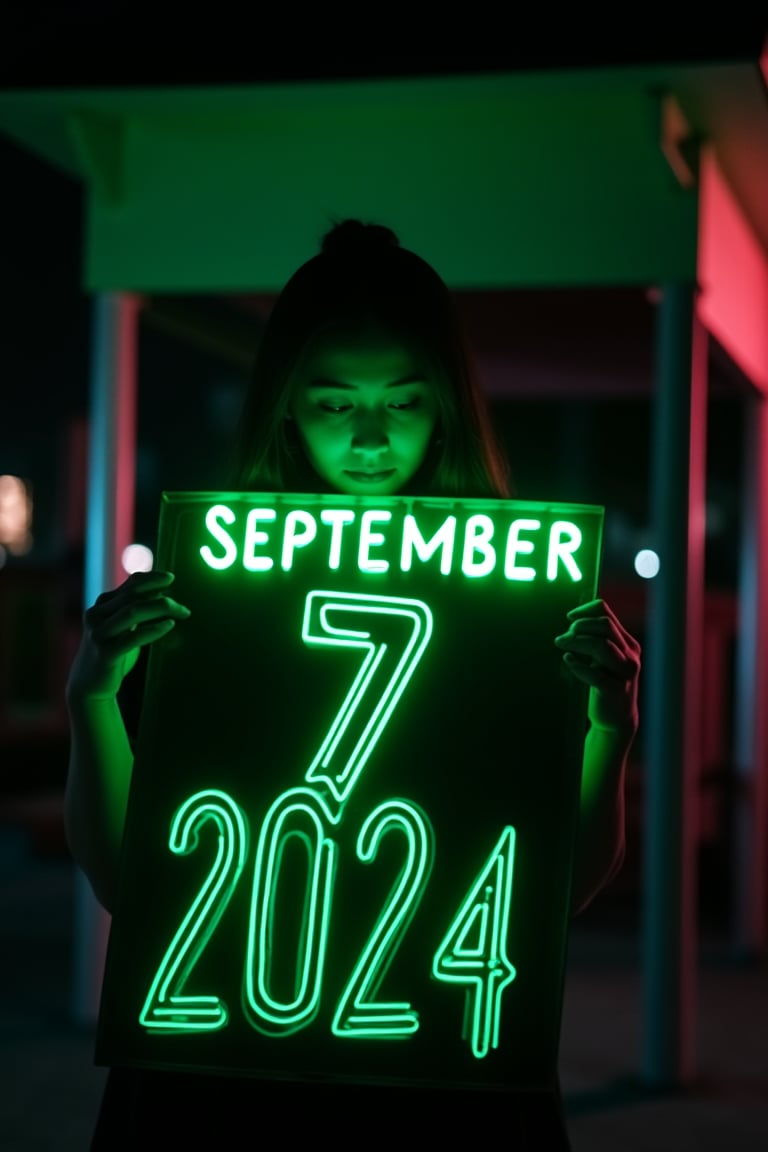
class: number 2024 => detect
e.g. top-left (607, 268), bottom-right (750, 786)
top-left (138, 591), bottom-right (517, 1060)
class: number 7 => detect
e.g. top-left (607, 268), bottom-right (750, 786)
top-left (302, 591), bottom-right (433, 815)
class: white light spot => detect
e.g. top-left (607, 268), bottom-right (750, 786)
top-left (0, 475), bottom-right (32, 550)
top-left (634, 549), bottom-right (660, 579)
top-left (122, 543), bottom-right (154, 574)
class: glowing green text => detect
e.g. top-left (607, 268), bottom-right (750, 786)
top-left (139, 789), bottom-right (248, 1033)
top-left (331, 800), bottom-right (434, 1038)
top-left (140, 591), bottom-right (518, 1062)
top-left (199, 504), bottom-right (583, 582)
top-left (244, 788), bottom-right (337, 1035)
top-left (432, 825), bottom-right (517, 1058)
top-left (302, 591), bottom-right (432, 813)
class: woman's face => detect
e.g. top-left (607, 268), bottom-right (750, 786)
top-left (289, 322), bottom-right (441, 496)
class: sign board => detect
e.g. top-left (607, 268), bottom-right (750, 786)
top-left (95, 491), bottom-right (604, 1093)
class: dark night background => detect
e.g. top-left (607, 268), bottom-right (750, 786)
top-left (3, 16), bottom-right (765, 579)
top-left (0, 85), bottom-right (752, 587)
top-left (0, 20), bottom-right (767, 1150)
top-left (2, 28), bottom-right (764, 878)
top-left (1, 25), bottom-right (760, 818)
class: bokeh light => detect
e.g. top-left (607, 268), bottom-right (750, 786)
top-left (634, 548), bottom-right (660, 579)
top-left (0, 474), bottom-right (33, 554)
top-left (122, 543), bottom-right (154, 574)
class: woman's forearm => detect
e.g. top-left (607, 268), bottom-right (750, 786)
top-left (63, 691), bottom-right (134, 914)
top-left (553, 598), bottom-right (640, 916)
top-left (571, 723), bottom-right (633, 916)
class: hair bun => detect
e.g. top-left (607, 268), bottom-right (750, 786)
top-left (321, 218), bottom-right (400, 257)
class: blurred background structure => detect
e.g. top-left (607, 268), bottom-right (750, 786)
top-left (1, 21), bottom-right (767, 1149)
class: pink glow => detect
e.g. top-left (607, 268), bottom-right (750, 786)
top-left (113, 296), bottom-right (140, 585)
top-left (697, 146), bottom-right (768, 393)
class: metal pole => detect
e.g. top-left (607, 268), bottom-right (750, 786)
top-left (732, 392), bottom-right (768, 957)
top-left (642, 282), bottom-right (702, 1084)
top-left (71, 292), bottom-right (138, 1025)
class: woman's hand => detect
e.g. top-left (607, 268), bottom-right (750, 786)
top-left (66, 569), bottom-right (191, 703)
top-left (555, 598), bottom-right (641, 736)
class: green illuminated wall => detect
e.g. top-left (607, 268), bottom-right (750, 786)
top-left (0, 73), bottom-right (699, 292)
top-left (96, 491), bottom-right (604, 1092)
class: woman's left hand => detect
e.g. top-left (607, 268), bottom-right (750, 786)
top-left (555, 598), bottom-right (641, 736)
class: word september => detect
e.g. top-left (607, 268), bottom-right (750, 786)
top-left (199, 504), bottom-right (585, 582)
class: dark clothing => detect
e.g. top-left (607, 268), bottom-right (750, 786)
top-left (92, 1066), bottom-right (572, 1149)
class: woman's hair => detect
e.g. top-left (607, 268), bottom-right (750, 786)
top-left (229, 219), bottom-right (511, 498)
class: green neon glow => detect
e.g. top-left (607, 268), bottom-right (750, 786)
top-left (301, 592), bottom-right (433, 808)
top-left (547, 521), bottom-right (583, 581)
top-left (200, 504), bottom-right (282, 571)
top-left (504, 518), bottom-right (540, 581)
top-left (281, 509), bottom-right (317, 570)
top-left (199, 503), bottom-right (238, 569)
top-left (244, 788), bottom-right (337, 1035)
top-left (243, 507), bottom-right (278, 571)
top-left (320, 508), bottom-right (355, 569)
top-left (139, 789), bottom-right (248, 1033)
top-left (198, 502), bottom-right (585, 582)
top-left (401, 513), bottom-right (457, 575)
top-left (332, 800), bottom-right (435, 1039)
top-left (358, 509), bottom-right (392, 572)
top-left (461, 514), bottom-right (497, 578)
top-left (432, 825), bottom-right (517, 1059)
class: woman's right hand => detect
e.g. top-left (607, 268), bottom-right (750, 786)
top-left (66, 569), bottom-right (191, 703)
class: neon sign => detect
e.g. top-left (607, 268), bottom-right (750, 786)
top-left (200, 502), bottom-right (584, 581)
top-left (96, 492), bottom-right (603, 1093)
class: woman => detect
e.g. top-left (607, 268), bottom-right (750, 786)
top-left (65, 219), bottom-right (640, 1148)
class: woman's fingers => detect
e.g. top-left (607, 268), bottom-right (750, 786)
top-left (87, 594), bottom-right (190, 643)
top-left (90, 569), bottom-right (175, 609)
top-left (556, 601), bottom-right (640, 665)
top-left (91, 615), bottom-right (179, 661)
top-left (564, 600), bottom-right (641, 651)
top-left (79, 568), bottom-right (190, 676)
top-left (67, 571), bottom-right (191, 702)
top-left (85, 571), bottom-right (189, 642)
top-left (554, 633), bottom-right (631, 677)
top-left (88, 570), bottom-right (176, 622)
top-left (557, 599), bottom-right (641, 733)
